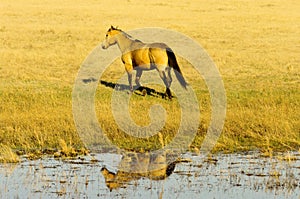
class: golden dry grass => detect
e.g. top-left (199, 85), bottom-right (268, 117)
top-left (0, 144), bottom-right (20, 163)
top-left (0, 0), bottom-right (299, 154)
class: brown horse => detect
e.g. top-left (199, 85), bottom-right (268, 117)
top-left (101, 26), bottom-right (187, 99)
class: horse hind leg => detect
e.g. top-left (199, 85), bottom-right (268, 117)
top-left (165, 67), bottom-right (173, 99)
top-left (165, 88), bottom-right (172, 99)
top-left (166, 67), bottom-right (172, 87)
top-left (158, 70), bottom-right (172, 99)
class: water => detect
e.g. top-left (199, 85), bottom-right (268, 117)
top-left (0, 151), bottom-right (299, 198)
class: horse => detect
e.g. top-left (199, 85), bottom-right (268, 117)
top-left (101, 26), bottom-right (188, 99)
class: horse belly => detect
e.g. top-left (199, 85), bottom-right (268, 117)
top-left (132, 51), bottom-right (152, 70)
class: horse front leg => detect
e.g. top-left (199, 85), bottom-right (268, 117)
top-left (127, 72), bottom-right (133, 92)
top-left (125, 63), bottom-right (134, 92)
top-left (135, 69), bottom-right (143, 87)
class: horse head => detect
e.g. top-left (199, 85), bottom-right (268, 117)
top-left (101, 25), bottom-right (122, 49)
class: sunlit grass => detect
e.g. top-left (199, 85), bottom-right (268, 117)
top-left (0, 0), bottom-right (299, 155)
top-left (0, 144), bottom-right (20, 163)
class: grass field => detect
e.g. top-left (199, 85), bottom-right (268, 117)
top-left (0, 0), bottom-right (299, 161)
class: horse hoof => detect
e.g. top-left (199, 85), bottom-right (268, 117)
top-left (142, 89), bottom-right (147, 96)
top-left (162, 93), bottom-right (172, 100)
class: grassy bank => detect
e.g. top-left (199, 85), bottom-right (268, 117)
top-left (0, 0), bottom-right (299, 160)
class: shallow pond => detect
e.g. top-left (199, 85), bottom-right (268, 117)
top-left (0, 151), bottom-right (299, 198)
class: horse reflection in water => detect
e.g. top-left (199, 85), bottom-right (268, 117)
top-left (101, 152), bottom-right (183, 191)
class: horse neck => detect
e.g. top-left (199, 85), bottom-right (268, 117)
top-left (116, 33), bottom-right (137, 54)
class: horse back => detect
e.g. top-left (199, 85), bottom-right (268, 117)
top-left (122, 42), bottom-right (169, 70)
top-left (148, 43), bottom-right (169, 67)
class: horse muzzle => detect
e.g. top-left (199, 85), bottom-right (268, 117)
top-left (101, 43), bottom-right (107, 49)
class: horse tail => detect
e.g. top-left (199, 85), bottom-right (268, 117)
top-left (166, 48), bottom-right (188, 89)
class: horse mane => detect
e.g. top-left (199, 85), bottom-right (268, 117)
top-left (120, 30), bottom-right (142, 42)
top-left (109, 25), bottom-right (142, 42)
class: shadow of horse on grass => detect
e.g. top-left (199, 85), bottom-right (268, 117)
top-left (82, 78), bottom-right (168, 98)
top-left (100, 80), bottom-right (167, 98)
